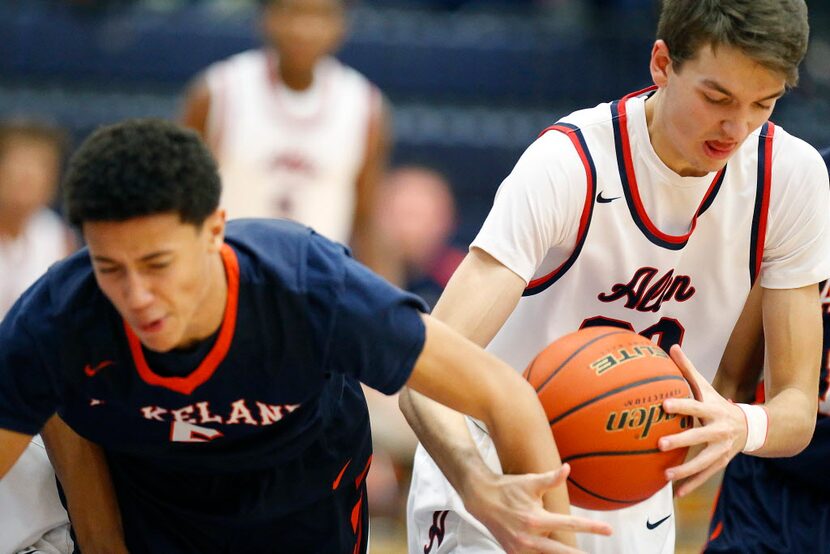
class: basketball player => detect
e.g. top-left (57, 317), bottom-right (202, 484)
top-left (402, 1), bottom-right (830, 552)
top-left (0, 120), bottom-right (75, 554)
top-left (703, 147), bottom-right (830, 553)
top-left (181, 0), bottom-right (386, 268)
top-left (0, 120), bottom-right (611, 553)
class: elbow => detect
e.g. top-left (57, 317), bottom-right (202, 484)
top-left (788, 415), bottom-right (817, 456)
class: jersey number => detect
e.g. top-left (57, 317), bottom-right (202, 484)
top-left (581, 316), bottom-right (685, 351)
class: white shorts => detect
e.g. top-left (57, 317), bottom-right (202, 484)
top-left (0, 437), bottom-right (73, 554)
top-left (406, 419), bottom-right (674, 554)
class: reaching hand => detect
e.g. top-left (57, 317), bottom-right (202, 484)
top-left (463, 463), bottom-right (613, 554)
top-left (659, 345), bottom-right (748, 497)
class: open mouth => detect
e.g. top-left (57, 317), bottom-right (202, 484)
top-left (703, 140), bottom-right (736, 159)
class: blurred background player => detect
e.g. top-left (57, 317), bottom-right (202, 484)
top-left (374, 165), bottom-right (464, 309)
top-left (181, 0), bottom-right (387, 269)
top-left (704, 146), bottom-right (830, 553)
top-left (0, 119), bottom-right (75, 554)
top-left (364, 165), bottom-right (463, 538)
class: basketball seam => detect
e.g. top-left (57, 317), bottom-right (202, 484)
top-left (532, 330), bottom-right (633, 392)
top-left (549, 374), bottom-right (687, 426)
top-left (567, 475), bottom-right (654, 505)
top-left (562, 448), bottom-right (661, 462)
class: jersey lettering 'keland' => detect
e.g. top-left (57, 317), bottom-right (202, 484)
top-left (140, 399), bottom-right (301, 426)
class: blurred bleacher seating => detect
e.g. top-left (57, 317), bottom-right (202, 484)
top-left (2, 1), bottom-right (828, 245)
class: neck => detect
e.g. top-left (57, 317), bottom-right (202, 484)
top-left (180, 251), bottom-right (228, 349)
top-left (0, 211), bottom-right (27, 239)
top-left (644, 92), bottom-right (707, 178)
top-left (278, 62), bottom-right (315, 91)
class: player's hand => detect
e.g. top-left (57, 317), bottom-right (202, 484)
top-left (658, 345), bottom-right (747, 497)
top-left (462, 463), bottom-right (612, 554)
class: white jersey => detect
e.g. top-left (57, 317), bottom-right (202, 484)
top-left (0, 209), bottom-right (68, 318)
top-left (408, 89), bottom-right (830, 553)
top-left (0, 210), bottom-right (72, 553)
top-left (204, 49), bottom-right (377, 244)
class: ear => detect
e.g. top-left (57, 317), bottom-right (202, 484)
top-left (203, 209), bottom-right (226, 252)
top-left (650, 39), bottom-right (673, 88)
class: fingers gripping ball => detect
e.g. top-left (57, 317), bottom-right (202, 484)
top-left (523, 327), bottom-right (693, 510)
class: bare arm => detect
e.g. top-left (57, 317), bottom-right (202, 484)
top-left (712, 281), bottom-right (765, 403)
top-left (41, 414), bottom-right (128, 554)
top-left (400, 249), bottom-right (523, 492)
top-left (757, 284), bottom-right (821, 455)
top-left (180, 75), bottom-right (211, 139)
top-left (661, 283), bottom-right (821, 496)
top-left (0, 427), bottom-right (32, 479)
top-left (350, 91), bottom-right (390, 272)
top-left (400, 249), bottom-right (610, 551)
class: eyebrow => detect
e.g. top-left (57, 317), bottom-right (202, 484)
top-left (92, 251), bottom-right (174, 264)
top-left (701, 79), bottom-right (786, 102)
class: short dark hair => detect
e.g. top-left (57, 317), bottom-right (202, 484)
top-left (64, 119), bottom-right (221, 227)
top-left (657, 0), bottom-right (809, 87)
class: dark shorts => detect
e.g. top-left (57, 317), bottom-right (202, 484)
top-left (117, 477), bottom-right (370, 554)
top-left (705, 453), bottom-right (830, 554)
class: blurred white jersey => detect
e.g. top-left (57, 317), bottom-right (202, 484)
top-left (408, 88), bottom-right (830, 553)
top-left (0, 209), bottom-right (68, 318)
top-left (0, 211), bottom-right (72, 553)
top-left (204, 49), bottom-right (376, 244)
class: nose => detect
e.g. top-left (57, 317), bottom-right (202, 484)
top-left (719, 107), bottom-right (753, 143)
top-left (123, 271), bottom-right (154, 312)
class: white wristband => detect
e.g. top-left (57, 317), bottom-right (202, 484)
top-left (736, 403), bottom-right (769, 453)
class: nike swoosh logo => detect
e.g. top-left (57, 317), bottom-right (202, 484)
top-left (84, 360), bottom-right (115, 377)
top-left (596, 191), bottom-right (620, 203)
top-left (646, 514), bottom-right (671, 530)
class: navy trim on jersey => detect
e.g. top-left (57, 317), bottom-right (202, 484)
top-left (749, 122), bottom-right (774, 285)
top-left (697, 168), bottom-right (727, 216)
top-left (611, 90), bottom-right (725, 251)
top-left (523, 123), bottom-right (597, 297)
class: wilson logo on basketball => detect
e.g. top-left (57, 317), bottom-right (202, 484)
top-left (598, 267), bottom-right (695, 312)
top-left (590, 344), bottom-right (668, 375)
top-left (605, 401), bottom-right (691, 440)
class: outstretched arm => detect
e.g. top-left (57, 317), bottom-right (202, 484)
top-left (401, 249), bottom-right (611, 552)
top-left (41, 414), bottom-right (129, 554)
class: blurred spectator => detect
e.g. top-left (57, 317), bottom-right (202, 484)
top-left (374, 165), bottom-right (464, 308)
top-left (0, 119), bottom-right (75, 554)
top-left (362, 165), bottom-right (463, 534)
top-left (181, 0), bottom-right (388, 270)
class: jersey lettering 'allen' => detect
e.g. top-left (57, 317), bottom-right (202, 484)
top-left (140, 399), bottom-right (301, 426)
top-left (598, 267), bottom-right (695, 312)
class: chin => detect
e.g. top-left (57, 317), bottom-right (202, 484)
top-left (139, 333), bottom-right (179, 353)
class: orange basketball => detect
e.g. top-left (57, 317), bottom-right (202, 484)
top-left (523, 326), bottom-right (693, 511)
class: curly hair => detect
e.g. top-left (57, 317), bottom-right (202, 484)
top-left (64, 119), bottom-right (221, 227)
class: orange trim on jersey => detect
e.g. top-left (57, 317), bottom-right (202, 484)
top-left (355, 455), bottom-right (373, 488)
top-left (351, 490), bottom-right (365, 554)
top-left (124, 244), bottom-right (240, 395)
top-left (332, 459), bottom-right (352, 490)
top-left (708, 520), bottom-right (724, 542)
top-left (616, 88), bottom-right (724, 245)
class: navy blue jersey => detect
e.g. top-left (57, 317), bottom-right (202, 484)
top-left (0, 219), bottom-right (427, 550)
